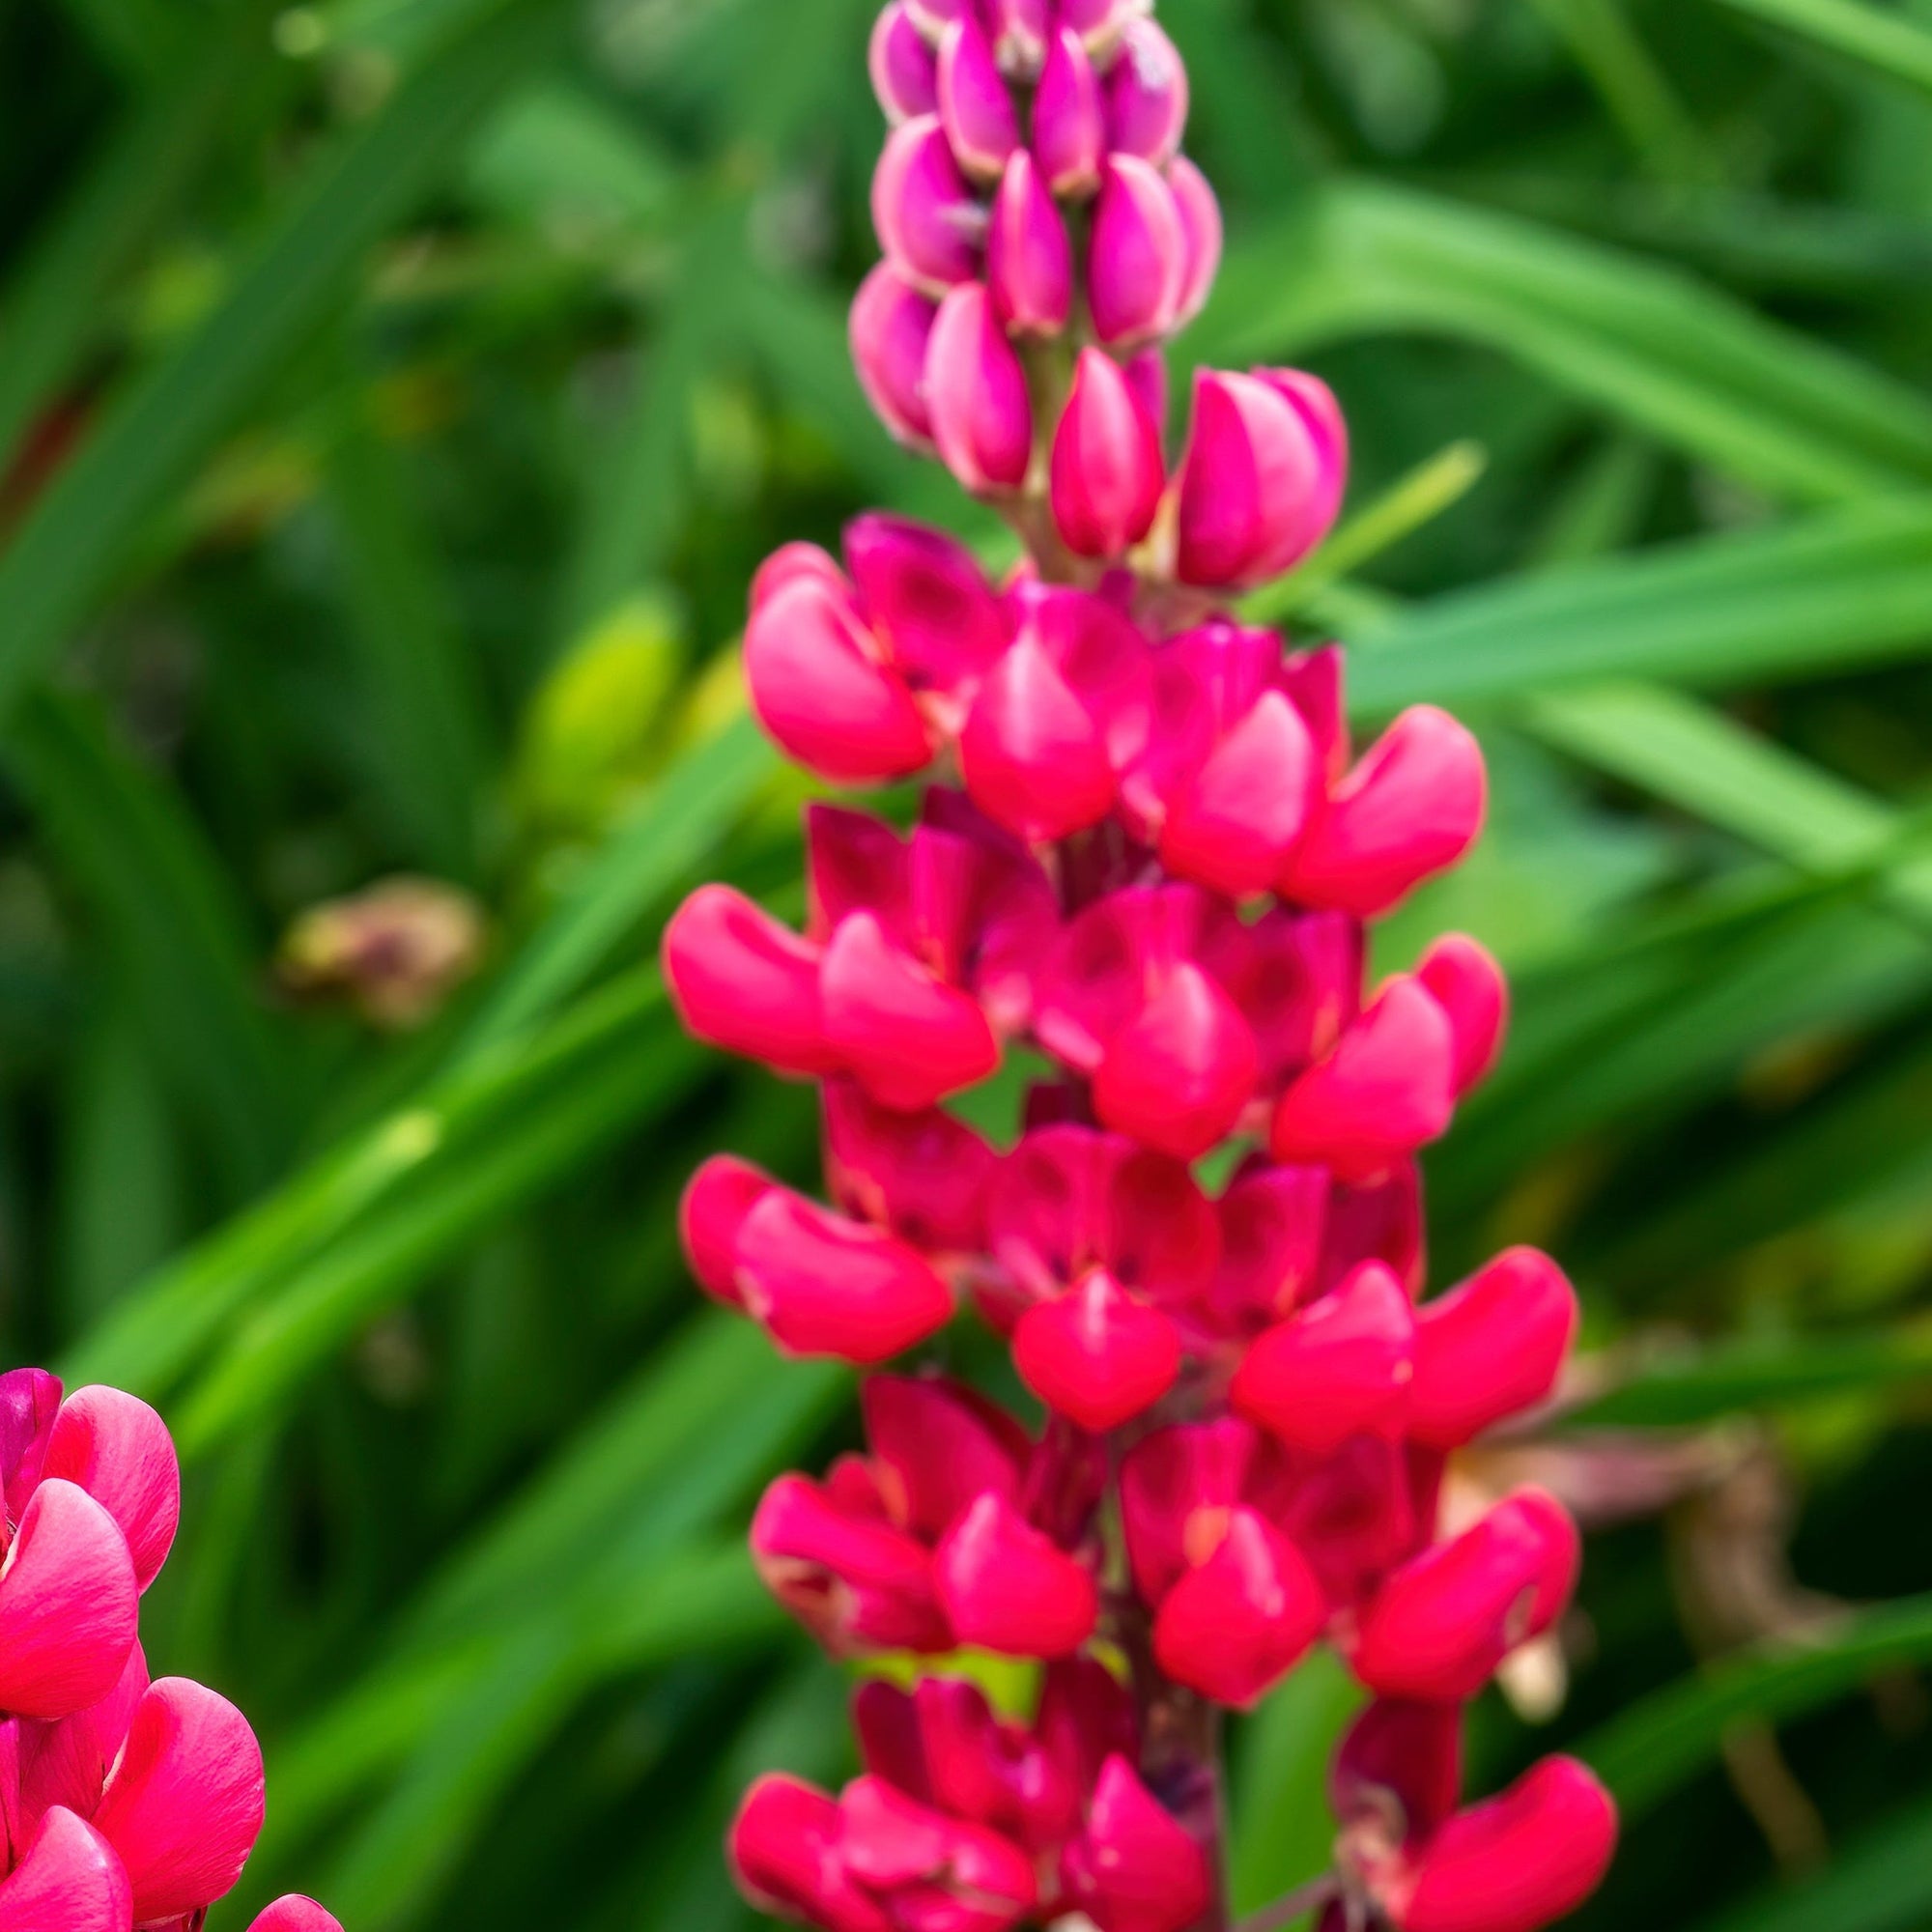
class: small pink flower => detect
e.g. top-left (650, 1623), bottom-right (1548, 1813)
top-left (1088, 156), bottom-right (1186, 346)
top-left (872, 116), bottom-right (984, 294)
top-left (926, 282), bottom-right (1035, 493)
top-left (937, 15), bottom-right (1019, 178)
top-left (1033, 27), bottom-right (1105, 197)
top-left (1167, 155), bottom-right (1223, 327)
top-left (1050, 347), bottom-right (1166, 559)
top-left (1104, 17), bottom-right (1188, 165)
top-left (850, 265), bottom-right (939, 451)
top-left (868, 3), bottom-right (938, 123)
top-left (1060, 1755), bottom-right (1215, 1932)
top-left (1417, 933), bottom-right (1509, 1094)
top-left (987, 150), bottom-right (1072, 336)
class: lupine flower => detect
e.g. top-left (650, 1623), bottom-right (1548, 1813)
top-left (684, 8), bottom-right (1618, 1931)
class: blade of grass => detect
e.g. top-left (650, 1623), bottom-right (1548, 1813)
top-left (1715, 0), bottom-right (1932, 96)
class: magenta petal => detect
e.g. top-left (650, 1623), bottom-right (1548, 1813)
top-left (1167, 156), bottom-right (1222, 327)
top-left (1332, 1697), bottom-right (1464, 1848)
top-left (819, 911), bottom-right (1001, 1110)
top-left (248, 1899), bottom-right (346, 1932)
top-left (824, 1084), bottom-right (996, 1255)
top-left (1104, 19), bottom-right (1188, 165)
top-left (1231, 1261), bottom-right (1417, 1454)
top-left (1409, 1248), bottom-right (1577, 1451)
top-left (0, 1806), bottom-right (131, 1932)
top-left (1088, 155), bottom-right (1185, 347)
top-left (843, 513), bottom-right (1009, 699)
top-left (932, 1494), bottom-right (1096, 1658)
top-left (937, 16), bottom-right (1019, 179)
top-left (736, 1189), bottom-right (954, 1364)
top-left (1211, 1161), bottom-right (1329, 1328)
top-left (91, 1677), bottom-right (265, 1924)
top-left (1013, 1270), bottom-right (1180, 1432)
top-left (1287, 706), bottom-right (1487, 916)
top-left (663, 885), bottom-right (835, 1079)
top-left (1051, 347), bottom-right (1165, 559)
top-left (743, 569), bottom-right (933, 782)
top-left (1158, 691), bottom-right (1318, 898)
top-left (987, 150), bottom-right (1072, 337)
top-left (15, 1638), bottom-right (150, 1829)
top-left (0, 1480), bottom-right (137, 1723)
top-left (0, 1369), bottom-right (61, 1523)
top-left (731, 1773), bottom-right (893, 1932)
top-left (1119, 1417), bottom-right (1269, 1605)
top-left (1092, 962), bottom-right (1258, 1160)
top-left (959, 635), bottom-right (1117, 841)
top-left (862, 1377), bottom-right (1029, 1540)
top-left (1151, 1507), bottom-right (1326, 1707)
top-left (873, 116), bottom-right (984, 294)
top-left (1032, 27), bottom-right (1105, 197)
top-left (1417, 933), bottom-right (1509, 1095)
top-left (678, 1155), bottom-right (777, 1308)
top-left (926, 282), bottom-right (1035, 495)
top-left (851, 265), bottom-right (940, 450)
top-left (871, 3), bottom-right (939, 123)
top-left (1061, 1755), bottom-right (1212, 1932)
top-left (43, 1388), bottom-right (179, 1596)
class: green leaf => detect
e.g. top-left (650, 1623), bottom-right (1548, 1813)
top-left (1691, 1792), bottom-right (1932, 1932)
top-left (1581, 1591), bottom-right (1932, 1816)
top-left (1715, 0), bottom-right (1932, 97)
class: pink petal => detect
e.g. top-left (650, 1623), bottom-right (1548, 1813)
top-left (807, 804), bottom-right (914, 945)
top-left (0, 1481), bottom-right (137, 1723)
top-left (1209, 1160), bottom-right (1329, 1330)
top-left (959, 635), bottom-right (1117, 841)
top-left (873, 116), bottom-right (984, 294)
top-left (870, 3), bottom-right (939, 123)
top-left (1119, 1418), bottom-right (1272, 1605)
top-left (843, 513), bottom-right (1009, 701)
top-left (248, 1899), bottom-right (347, 1932)
top-left (731, 1774), bottom-right (893, 1932)
top-left (1088, 156), bottom-right (1185, 347)
top-left (824, 1084), bottom-right (996, 1256)
top-left (1060, 1756), bottom-right (1211, 1932)
top-left (1050, 347), bottom-right (1165, 560)
top-left (1417, 933), bottom-right (1509, 1096)
top-left (937, 16), bottom-right (1019, 178)
top-left (663, 885), bottom-right (835, 1078)
top-left (1103, 18), bottom-right (1188, 165)
top-left (1013, 1270), bottom-right (1181, 1431)
top-left (1408, 1249), bottom-right (1577, 1451)
top-left (678, 1155), bottom-right (778, 1308)
top-left (0, 1806), bottom-right (130, 1932)
top-left (16, 1639), bottom-right (149, 1829)
top-left (735, 1188), bottom-right (955, 1364)
top-left (1093, 962), bottom-right (1258, 1160)
top-left (1167, 155), bottom-right (1223, 328)
top-left (1331, 1697), bottom-right (1463, 1849)
top-left (0, 1369), bottom-right (61, 1524)
top-left (1151, 1506), bottom-right (1326, 1707)
top-left (851, 265), bottom-right (940, 450)
top-left (91, 1677), bottom-right (265, 1923)
top-left (862, 1377), bottom-right (1030, 1540)
top-left (43, 1388), bottom-right (179, 1595)
top-left (1158, 690), bottom-right (1318, 898)
top-left (932, 1495), bottom-right (1096, 1659)
top-left (1032, 27), bottom-right (1104, 197)
top-left (926, 282), bottom-right (1034, 496)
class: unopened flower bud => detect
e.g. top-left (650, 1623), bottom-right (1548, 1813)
top-left (1104, 17), bottom-right (1188, 165)
top-left (1013, 1267), bottom-right (1182, 1431)
top-left (1051, 346), bottom-right (1165, 557)
top-left (1089, 155), bottom-right (1185, 346)
top-left (872, 115), bottom-right (985, 294)
top-left (849, 264), bottom-right (939, 449)
top-left (986, 0), bottom-right (1050, 76)
top-left (988, 150), bottom-right (1072, 336)
top-left (925, 281), bottom-right (1035, 493)
top-left (1175, 367), bottom-right (1348, 587)
top-left (870, 3), bottom-right (938, 122)
top-left (1167, 154), bottom-right (1222, 327)
top-left (938, 15), bottom-right (1020, 179)
top-left (1034, 27), bottom-right (1105, 197)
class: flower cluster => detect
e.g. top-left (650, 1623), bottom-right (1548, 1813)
top-left (665, 5), bottom-right (1618, 1932)
top-left (0, 1368), bottom-right (340, 1931)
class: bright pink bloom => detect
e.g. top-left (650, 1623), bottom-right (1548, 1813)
top-left (0, 1808), bottom-right (130, 1932)
top-left (1033, 28), bottom-right (1105, 197)
top-left (248, 1902), bottom-right (346, 1932)
top-left (926, 282), bottom-right (1035, 493)
top-left (1333, 1702), bottom-right (1617, 1932)
top-left (1104, 18), bottom-right (1188, 164)
top-left (850, 265), bottom-right (939, 451)
top-left (1088, 156), bottom-right (1185, 346)
top-left (1345, 1489), bottom-right (1579, 1701)
top-left (869, 4), bottom-right (938, 122)
top-left (872, 117), bottom-right (984, 294)
top-left (1060, 1756), bottom-right (1214, 1932)
top-left (937, 16), bottom-right (1019, 178)
top-left (987, 151), bottom-right (1072, 335)
top-left (1050, 347), bottom-right (1166, 558)
top-left (1417, 933), bottom-right (1508, 1094)
top-left (1174, 368), bottom-right (1348, 587)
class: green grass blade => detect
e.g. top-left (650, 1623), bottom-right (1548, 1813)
top-left (1716, 0), bottom-right (1932, 96)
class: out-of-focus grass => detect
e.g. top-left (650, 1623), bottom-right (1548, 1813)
top-left (4, 1), bottom-right (1932, 1929)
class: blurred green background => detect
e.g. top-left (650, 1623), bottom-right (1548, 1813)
top-left (5, 0), bottom-right (1932, 1925)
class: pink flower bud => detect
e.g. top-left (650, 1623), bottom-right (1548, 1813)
top-left (249, 1901), bottom-right (346, 1932)
top-left (872, 116), bottom-right (984, 294)
top-left (1013, 1267), bottom-right (1182, 1431)
top-left (1349, 1490), bottom-right (1579, 1702)
top-left (1417, 933), bottom-right (1507, 1094)
top-left (1285, 708), bottom-right (1487, 916)
top-left (663, 885), bottom-right (835, 1079)
top-left (986, 0), bottom-right (1050, 75)
top-left (988, 151), bottom-right (1072, 335)
top-left (850, 265), bottom-right (939, 450)
top-left (843, 512), bottom-right (1009, 698)
top-left (1167, 154), bottom-right (1222, 327)
top-left (840, 1776), bottom-right (1038, 1925)
top-left (1104, 18), bottom-right (1187, 164)
top-left (742, 568), bottom-right (933, 782)
top-left (1051, 346), bottom-right (1165, 558)
top-left (729, 1774), bottom-right (890, 1932)
top-left (1269, 976), bottom-right (1458, 1183)
top-left (932, 1492), bottom-right (1097, 1657)
top-left (870, 3), bottom-right (939, 122)
top-left (938, 16), bottom-right (1019, 178)
top-left (925, 281), bottom-right (1035, 494)
top-left (679, 1155), bottom-right (778, 1307)
top-left (1088, 155), bottom-right (1185, 346)
top-left (0, 1479), bottom-right (138, 1721)
top-left (1061, 1755), bottom-right (1213, 1932)
top-left (1151, 1506), bottom-right (1327, 1707)
top-left (735, 1188), bottom-right (954, 1363)
top-left (1158, 691), bottom-right (1318, 898)
top-left (1232, 1261), bottom-right (1417, 1454)
top-left (0, 1807), bottom-right (131, 1932)
top-left (1033, 28), bottom-right (1105, 197)
top-left (819, 910), bottom-right (1002, 1110)
top-left (1408, 1249), bottom-right (1577, 1451)
top-left (751, 1472), bottom-right (950, 1653)
top-left (1093, 961), bottom-right (1260, 1159)
top-left (960, 633), bottom-right (1118, 840)
top-left (1175, 367), bottom-right (1348, 588)
top-left (1404, 1758), bottom-right (1618, 1932)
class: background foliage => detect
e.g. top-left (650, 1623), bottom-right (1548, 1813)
top-left (4, 0), bottom-right (1932, 1924)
